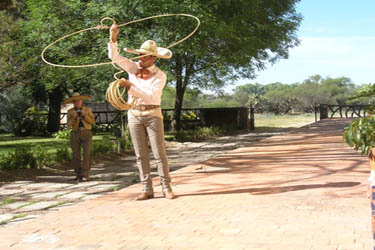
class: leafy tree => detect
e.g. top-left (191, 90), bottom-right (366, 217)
top-left (293, 75), bottom-right (327, 112)
top-left (182, 88), bottom-right (205, 108)
top-left (233, 83), bottom-right (266, 107)
top-left (12, 0), bottom-right (120, 133)
top-left (5, 0), bottom-right (301, 132)
top-left (161, 86), bottom-right (176, 109)
top-left (293, 75), bottom-right (357, 112)
top-left (347, 83), bottom-right (375, 105)
top-left (320, 76), bottom-right (356, 105)
top-left (150, 0), bottom-right (302, 129)
top-left (0, 88), bottom-right (34, 135)
top-left (264, 82), bottom-right (298, 114)
top-left (202, 95), bottom-right (239, 108)
top-left (0, 1), bottom-right (25, 91)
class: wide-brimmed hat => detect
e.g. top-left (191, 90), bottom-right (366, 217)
top-left (63, 92), bottom-right (91, 104)
top-left (124, 40), bottom-right (172, 59)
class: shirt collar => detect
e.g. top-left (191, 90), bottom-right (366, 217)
top-left (146, 64), bottom-right (156, 73)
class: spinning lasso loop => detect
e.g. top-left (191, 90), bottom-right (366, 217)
top-left (41, 14), bottom-right (200, 110)
top-left (105, 79), bottom-right (135, 110)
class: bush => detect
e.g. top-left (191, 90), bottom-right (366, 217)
top-left (173, 126), bottom-right (225, 141)
top-left (53, 128), bottom-right (72, 139)
top-left (92, 139), bottom-right (115, 156)
top-left (118, 137), bottom-right (133, 151)
top-left (55, 146), bottom-right (72, 163)
top-left (181, 111), bottom-right (197, 120)
top-left (0, 145), bottom-right (60, 170)
top-left (344, 116), bottom-right (375, 155)
top-left (0, 146), bottom-right (36, 169)
top-left (32, 145), bottom-right (54, 167)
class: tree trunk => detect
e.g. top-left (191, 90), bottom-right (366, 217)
top-left (47, 87), bottom-right (63, 133)
top-left (172, 55), bottom-right (194, 131)
top-left (174, 78), bottom-right (186, 131)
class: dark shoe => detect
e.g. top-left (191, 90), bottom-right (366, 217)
top-left (74, 177), bottom-right (81, 182)
top-left (163, 189), bottom-right (175, 199)
top-left (136, 192), bottom-right (154, 201)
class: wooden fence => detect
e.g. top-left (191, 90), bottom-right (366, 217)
top-left (59, 107), bottom-right (251, 131)
top-left (319, 104), bottom-right (372, 120)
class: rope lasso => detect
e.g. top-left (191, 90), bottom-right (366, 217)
top-left (41, 14), bottom-right (200, 68)
top-left (105, 79), bottom-right (136, 110)
top-left (41, 14), bottom-right (200, 110)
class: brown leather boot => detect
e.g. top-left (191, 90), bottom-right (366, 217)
top-left (163, 189), bottom-right (176, 199)
top-left (136, 192), bottom-right (154, 201)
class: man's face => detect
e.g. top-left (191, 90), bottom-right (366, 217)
top-left (139, 54), bottom-right (157, 68)
top-left (73, 99), bottom-right (83, 109)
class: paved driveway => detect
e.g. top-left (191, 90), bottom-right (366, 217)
top-left (0, 118), bottom-right (372, 250)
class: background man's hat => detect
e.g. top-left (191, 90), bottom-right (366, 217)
top-left (124, 40), bottom-right (172, 59)
top-left (63, 92), bottom-right (91, 104)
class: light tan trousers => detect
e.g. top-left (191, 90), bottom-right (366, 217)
top-left (70, 129), bottom-right (92, 178)
top-left (128, 114), bottom-right (171, 193)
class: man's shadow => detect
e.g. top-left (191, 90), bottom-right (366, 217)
top-left (178, 181), bottom-right (361, 197)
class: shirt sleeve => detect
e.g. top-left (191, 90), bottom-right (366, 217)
top-left (107, 42), bottom-right (137, 74)
top-left (67, 109), bottom-right (77, 129)
top-left (128, 72), bottom-right (167, 104)
top-left (83, 107), bottom-right (95, 125)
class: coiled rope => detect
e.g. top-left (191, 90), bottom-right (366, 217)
top-left (41, 14), bottom-right (200, 110)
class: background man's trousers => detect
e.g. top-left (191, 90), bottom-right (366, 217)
top-left (70, 129), bottom-right (92, 178)
top-left (128, 115), bottom-right (171, 193)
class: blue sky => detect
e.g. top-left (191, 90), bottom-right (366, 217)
top-left (231, 0), bottom-right (375, 92)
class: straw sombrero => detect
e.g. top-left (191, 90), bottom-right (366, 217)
top-left (124, 40), bottom-right (172, 59)
top-left (63, 92), bottom-right (91, 104)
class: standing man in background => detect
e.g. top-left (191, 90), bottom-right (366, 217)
top-left (65, 93), bottom-right (95, 182)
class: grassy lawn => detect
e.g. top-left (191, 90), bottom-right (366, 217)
top-left (0, 133), bottom-right (116, 154)
top-left (0, 114), bottom-right (318, 153)
top-left (255, 113), bottom-right (316, 130)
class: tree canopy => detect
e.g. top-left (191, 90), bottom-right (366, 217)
top-left (2, 0), bottom-right (302, 132)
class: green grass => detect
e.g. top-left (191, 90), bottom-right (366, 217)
top-left (0, 213), bottom-right (27, 225)
top-left (44, 201), bottom-right (68, 210)
top-left (254, 113), bottom-right (316, 129)
top-left (17, 201), bottom-right (38, 209)
top-left (0, 133), bottom-right (116, 154)
top-left (0, 198), bottom-right (16, 207)
top-left (0, 114), bottom-right (317, 153)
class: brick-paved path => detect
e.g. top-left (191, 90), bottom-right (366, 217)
top-left (0, 118), bottom-right (372, 249)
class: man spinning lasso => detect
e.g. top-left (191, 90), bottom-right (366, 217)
top-left (108, 23), bottom-right (175, 200)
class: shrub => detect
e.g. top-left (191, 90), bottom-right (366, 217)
top-left (53, 128), bottom-right (72, 139)
top-left (174, 126), bottom-right (225, 141)
top-left (344, 116), bottom-right (375, 155)
top-left (32, 145), bottom-right (54, 168)
top-left (0, 146), bottom-right (36, 170)
top-left (0, 145), bottom-right (61, 170)
top-left (55, 146), bottom-right (72, 163)
top-left (118, 137), bottom-right (133, 151)
top-left (0, 152), bottom-right (13, 170)
top-left (92, 139), bottom-right (115, 156)
top-left (1, 89), bottom-right (32, 136)
top-left (181, 111), bottom-right (197, 120)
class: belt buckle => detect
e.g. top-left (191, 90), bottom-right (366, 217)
top-left (139, 106), bottom-right (146, 111)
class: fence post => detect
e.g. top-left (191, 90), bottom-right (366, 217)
top-left (250, 107), bottom-right (255, 131)
top-left (319, 105), bottom-right (328, 120)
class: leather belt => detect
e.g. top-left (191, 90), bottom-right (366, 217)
top-left (132, 105), bottom-right (160, 111)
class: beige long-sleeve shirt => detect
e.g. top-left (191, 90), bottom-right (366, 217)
top-left (107, 42), bottom-right (166, 106)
